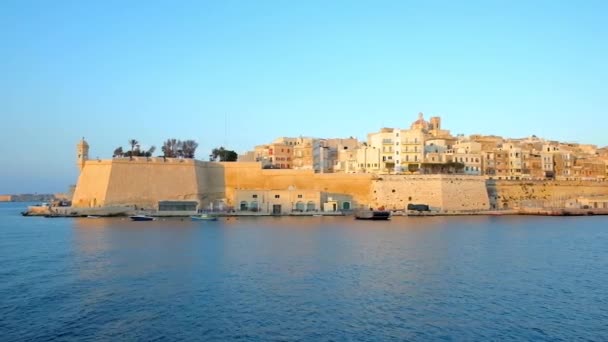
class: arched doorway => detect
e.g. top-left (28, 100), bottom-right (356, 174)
top-left (295, 201), bottom-right (305, 212)
top-left (342, 202), bottom-right (351, 210)
top-left (240, 201), bottom-right (248, 211)
top-left (306, 201), bottom-right (315, 211)
top-left (250, 201), bottom-right (259, 212)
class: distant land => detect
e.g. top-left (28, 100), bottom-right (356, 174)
top-left (0, 194), bottom-right (62, 203)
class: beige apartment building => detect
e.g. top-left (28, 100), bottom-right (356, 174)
top-left (252, 143), bottom-right (293, 169)
top-left (367, 128), bottom-right (396, 173)
top-left (292, 137), bottom-right (315, 170)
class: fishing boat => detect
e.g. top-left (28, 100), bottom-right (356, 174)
top-left (354, 209), bottom-right (391, 220)
top-left (129, 215), bottom-right (156, 221)
top-left (191, 213), bottom-right (218, 221)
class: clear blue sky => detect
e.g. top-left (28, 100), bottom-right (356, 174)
top-left (1, 0), bottom-right (607, 193)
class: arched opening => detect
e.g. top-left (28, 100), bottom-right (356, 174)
top-left (342, 202), bottom-right (351, 210)
top-left (250, 201), bottom-right (258, 212)
top-left (240, 201), bottom-right (248, 211)
top-left (295, 201), bottom-right (305, 212)
top-left (306, 201), bottom-right (315, 212)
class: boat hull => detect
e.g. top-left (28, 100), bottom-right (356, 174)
top-left (191, 216), bottom-right (218, 221)
top-left (354, 210), bottom-right (391, 220)
top-left (130, 215), bottom-right (155, 221)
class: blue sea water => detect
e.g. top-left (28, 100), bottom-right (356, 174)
top-left (1, 202), bottom-right (607, 341)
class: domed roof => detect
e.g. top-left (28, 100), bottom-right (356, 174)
top-left (410, 112), bottom-right (429, 130)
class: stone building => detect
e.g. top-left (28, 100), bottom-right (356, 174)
top-left (367, 128), bottom-right (396, 173)
top-left (234, 188), bottom-right (354, 214)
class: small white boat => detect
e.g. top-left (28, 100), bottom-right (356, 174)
top-left (130, 215), bottom-right (156, 221)
top-left (86, 215), bottom-right (101, 219)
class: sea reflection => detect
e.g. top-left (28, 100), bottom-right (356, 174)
top-left (3, 206), bottom-right (608, 341)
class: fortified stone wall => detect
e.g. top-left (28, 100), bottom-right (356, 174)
top-left (489, 180), bottom-right (608, 209)
top-left (440, 176), bottom-right (491, 211)
top-left (71, 161), bottom-right (113, 207)
top-left (72, 158), bottom-right (225, 208)
top-left (219, 162), bottom-right (373, 208)
top-left (72, 159), bottom-right (608, 212)
top-left (371, 175), bottom-right (490, 211)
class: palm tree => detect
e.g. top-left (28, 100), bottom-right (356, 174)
top-left (129, 139), bottom-right (138, 160)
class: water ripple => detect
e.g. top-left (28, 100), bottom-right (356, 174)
top-left (1, 205), bottom-right (607, 341)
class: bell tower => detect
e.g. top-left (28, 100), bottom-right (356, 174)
top-left (77, 137), bottom-right (89, 172)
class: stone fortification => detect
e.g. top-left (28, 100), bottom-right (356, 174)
top-left (73, 159), bottom-right (608, 212)
top-left (72, 158), bottom-right (225, 209)
top-left (220, 162), bottom-right (373, 207)
top-left (488, 180), bottom-right (608, 209)
top-left (371, 175), bottom-right (490, 211)
top-left (72, 160), bottom-right (373, 209)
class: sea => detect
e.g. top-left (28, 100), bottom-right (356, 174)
top-left (1, 202), bottom-right (607, 341)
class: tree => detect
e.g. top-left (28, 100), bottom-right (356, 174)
top-left (162, 139), bottom-right (198, 158)
top-left (113, 146), bottom-right (124, 158)
top-left (181, 140), bottom-right (198, 158)
top-left (129, 139), bottom-right (139, 160)
top-left (145, 146), bottom-right (156, 157)
top-left (162, 139), bottom-right (179, 158)
top-left (211, 146), bottom-right (238, 162)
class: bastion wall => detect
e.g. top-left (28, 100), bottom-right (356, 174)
top-left (220, 162), bottom-right (374, 207)
top-left (371, 175), bottom-right (490, 211)
top-left (72, 160), bottom-right (608, 212)
top-left (488, 180), bottom-right (608, 209)
top-left (72, 158), bottom-right (225, 208)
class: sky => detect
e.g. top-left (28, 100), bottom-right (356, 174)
top-left (1, 0), bottom-right (607, 193)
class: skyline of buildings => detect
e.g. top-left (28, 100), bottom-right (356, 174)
top-left (239, 113), bottom-right (608, 181)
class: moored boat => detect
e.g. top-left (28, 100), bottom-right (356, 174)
top-left (191, 214), bottom-right (218, 221)
top-left (354, 210), bottom-right (391, 220)
top-left (130, 215), bottom-right (156, 221)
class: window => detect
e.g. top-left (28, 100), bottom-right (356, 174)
top-left (275, 195), bottom-right (280, 199)
top-left (252, 194), bottom-right (258, 198)
top-left (297, 194), bottom-right (302, 198)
